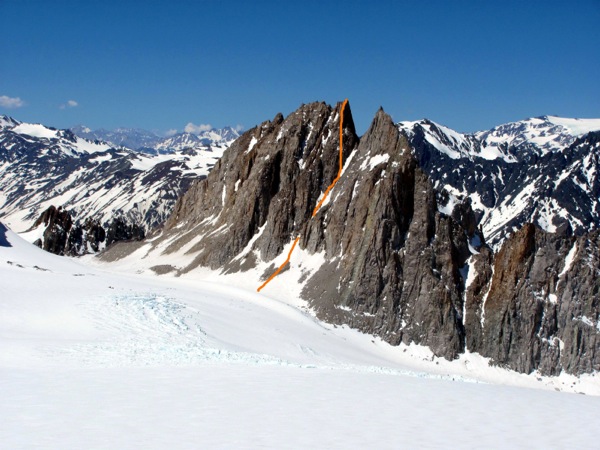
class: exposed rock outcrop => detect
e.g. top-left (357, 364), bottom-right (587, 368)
top-left (33, 205), bottom-right (72, 254)
top-left (299, 108), bottom-right (479, 359)
top-left (30, 206), bottom-right (144, 256)
top-left (466, 225), bottom-right (600, 375)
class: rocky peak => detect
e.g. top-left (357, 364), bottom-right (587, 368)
top-left (129, 101), bottom-right (478, 360)
top-left (102, 101), bottom-right (600, 376)
top-left (0, 115), bottom-right (20, 129)
top-left (161, 100), bottom-right (359, 272)
top-left (32, 206), bottom-right (73, 255)
top-left (299, 105), bottom-right (478, 358)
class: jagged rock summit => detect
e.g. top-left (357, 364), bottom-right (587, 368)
top-left (102, 101), bottom-right (600, 376)
top-left (160, 100), bottom-right (359, 271)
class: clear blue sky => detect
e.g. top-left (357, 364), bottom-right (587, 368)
top-left (1, 0), bottom-right (599, 135)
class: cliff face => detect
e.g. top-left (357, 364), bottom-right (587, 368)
top-left (102, 101), bottom-right (600, 375)
top-left (465, 225), bottom-right (600, 375)
top-left (163, 101), bottom-right (359, 272)
top-left (299, 109), bottom-right (479, 359)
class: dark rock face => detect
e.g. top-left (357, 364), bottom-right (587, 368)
top-left (104, 101), bottom-right (600, 375)
top-left (299, 109), bottom-right (478, 359)
top-left (67, 218), bottom-right (106, 254)
top-left (0, 222), bottom-right (13, 247)
top-left (465, 225), bottom-right (600, 375)
top-left (164, 101), bottom-right (359, 271)
top-left (105, 218), bottom-right (144, 247)
top-left (33, 205), bottom-right (73, 255)
top-left (30, 206), bottom-right (144, 256)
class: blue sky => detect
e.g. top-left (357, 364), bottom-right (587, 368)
top-left (1, 0), bottom-right (599, 135)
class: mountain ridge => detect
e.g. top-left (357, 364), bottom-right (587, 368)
top-left (70, 123), bottom-right (241, 154)
top-left (0, 115), bottom-right (237, 254)
top-left (100, 101), bottom-right (600, 376)
top-left (399, 116), bottom-right (600, 246)
top-left (3, 105), bottom-right (600, 375)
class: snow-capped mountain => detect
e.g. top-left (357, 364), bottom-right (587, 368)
top-left (475, 115), bottom-right (600, 157)
top-left (153, 130), bottom-right (236, 153)
top-left (0, 115), bottom-right (236, 252)
top-left (0, 115), bottom-right (20, 129)
top-left (72, 124), bottom-right (241, 154)
top-left (70, 125), bottom-right (161, 150)
top-left (2, 119), bottom-right (113, 156)
top-left (398, 116), bottom-right (600, 246)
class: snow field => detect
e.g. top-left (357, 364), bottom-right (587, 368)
top-left (2, 226), bottom-right (600, 448)
top-left (2, 365), bottom-right (599, 450)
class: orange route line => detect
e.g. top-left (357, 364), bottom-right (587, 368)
top-left (312, 98), bottom-right (348, 217)
top-left (257, 237), bottom-right (300, 292)
top-left (257, 98), bottom-right (348, 292)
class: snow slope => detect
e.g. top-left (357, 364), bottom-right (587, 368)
top-left (1, 222), bottom-right (599, 448)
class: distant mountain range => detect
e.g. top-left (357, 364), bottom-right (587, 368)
top-left (0, 115), bottom-right (239, 254)
top-left (70, 124), bottom-right (241, 154)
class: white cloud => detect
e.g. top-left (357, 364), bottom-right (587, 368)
top-left (184, 122), bottom-right (212, 134)
top-left (234, 124), bottom-right (244, 132)
top-left (59, 99), bottom-right (78, 110)
top-left (165, 128), bottom-right (178, 137)
top-left (0, 95), bottom-right (25, 109)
